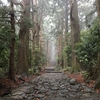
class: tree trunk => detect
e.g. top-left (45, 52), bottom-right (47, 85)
top-left (9, 1), bottom-right (15, 80)
top-left (23, 0), bottom-right (30, 75)
top-left (96, 0), bottom-right (100, 27)
top-left (70, 0), bottom-right (81, 73)
top-left (17, 24), bottom-right (24, 74)
top-left (59, 32), bottom-right (63, 68)
top-left (17, 0), bottom-right (30, 75)
top-left (63, 0), bottom-right (68, 68)
top-left (92, 0), bottom-right (100, 89)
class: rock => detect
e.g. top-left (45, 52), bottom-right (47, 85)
top-left (43, 82), bottom-right (49, 86)
top-left (22, 82), bottom-right (30, 86)
top-left (27, 97), bottom-right (34, 99)
top-left (51, 86), bottom-right (59, 90)
top-left (39, 88), bottom-right (48, 93)
top-left (59, 85), bottom-right (66, 90)
top-left (19, 87), bottom-right (27, 92)
top-left (71, 85), bottom-right (80, 90)
top-left (65, 82), bottom-right (70, 86)
top-left (11, 95), bottom-right (23, 99)
top-left (34, 94), bottom-right (45, 98)
top-left (50, 82), bottom-right (57, 86)
top-left (26, 94), bottom-right (34, 99)
top-left (82, 93), bottom-right (91, 97)
top-left (68, 93), bottom-right (76, 97)
top-left (34, 86), bottom-right (42, 90)
top-left (84, 87), bottom-right (93, 93)
top-left (25, 87), bottom-right (33, 94)
top-left (59, 93), bottom-right (66, 97)
top-left (58, 90), bottom-right (68, 97)
top-left (3, 69), bottom-right (100, 100)
top-left (69, 79), bottom-right (76, 85)
top-left (12, 91), bottom-right (24, 96)
top-left (21, 93), bottom-right (26, 97)
top-left (44, 86), bottom-right (50, 89)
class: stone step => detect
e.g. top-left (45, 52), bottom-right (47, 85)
top-left (45, 71), bottom-right (62, 73)
top-left (45, 67), bottom-right (55, 72)
top-left (45, 69), bottom-right (55, 72)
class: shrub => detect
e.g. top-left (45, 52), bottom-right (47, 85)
top-left (76, 19), bottom-right (100, 69)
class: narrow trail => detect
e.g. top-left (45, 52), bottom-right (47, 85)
top-left (1, 67), bottom-right (100, 100)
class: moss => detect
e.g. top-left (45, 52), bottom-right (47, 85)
top-left (71, 62), bottom-right (81, 73)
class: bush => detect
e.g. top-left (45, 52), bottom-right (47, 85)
top-left (76, 19), bottom-right (100, 69)
top-left (64, 45), bottom-right (72, 67)
top-left (82, 71), bottom-right (89, 79)
top-left (29, 47), bottom-right (47, 74)
top-left (0, 24), bottom-right (11, 69)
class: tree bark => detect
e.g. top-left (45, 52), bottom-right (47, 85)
top-left (23, 0), bottom-right (30, 75)
top-left (17, 24), bottom-right (24, 74)
top-left (70, 0), bottom-right (81, 73)
top-left (96, 0), bottom-right (100, 27)
top-left (63, 0), bottom-right (68, 68)
top-left (17, 0), bottom-right (30, 75)
top-left (9, 1), bottom-right (15, 80)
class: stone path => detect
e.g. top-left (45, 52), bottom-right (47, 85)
top-left (2, 67), bottom-right (100, 100)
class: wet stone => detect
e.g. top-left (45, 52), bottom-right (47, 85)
top-left (11, 95), bottom-right (23, 99)
top-left (44, 86), bottom-right (50, 89)
top-left (84, 88), bottom-right (93, 93)
top-left (68, 93), bottom-right (76, 97)
top-left (39, 88), bottom-right (49, 93)
top-left (21, 93), bottom-right (26, 97)
top-left (40, 98), bottom-right (46, 100)
top-left (69, 79), bottom-right (77, 85)
top-left (59, 85), bottom-right (67, 90)
top-left (34, 86), bottom-right (42, 90)
top-left (34, 94), bottom-right (45, 98)
top-left (27, 97), bottom-right (33, 100)
top-left (64, 82), bottom-right (70, 86)
top-left (43, 82), bottom-right (49, 86)
top-left (71, 85), bottom-right (80, 90)
top-left (58, 93), bottom-right (66, 97)
top-left (25, 88), bottom-right (33, 94)
top-left (58, 90), bottom-right (69, 94)
top-left (12, 91), bottom-right (24, 96)
top-left (3, 67), bottom-right (100, 100)
top-left (51, 86), bottom-right (59, 90)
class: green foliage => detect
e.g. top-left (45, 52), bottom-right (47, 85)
top-left (76, 19), bottom-right (100, 69)
top-left (0, 24), bottom-right (11, 68)
top-left (21, 16), bottom-right (33, 28)
top-left (29, 47), bottom-right (46, 74)
top-left (64, 45), bottom-right (72, 66)
top-left (82, 71), bottom-right (89, 79)
top-left (0, 68), bottom-right (4, 77)
top-left (0, 6), bottom-right (10, 17)
top-left (62, 67), bottom-right (71, 72)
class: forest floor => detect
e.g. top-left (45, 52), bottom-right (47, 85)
top-left (0, 67), bottom-right (100, 100)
